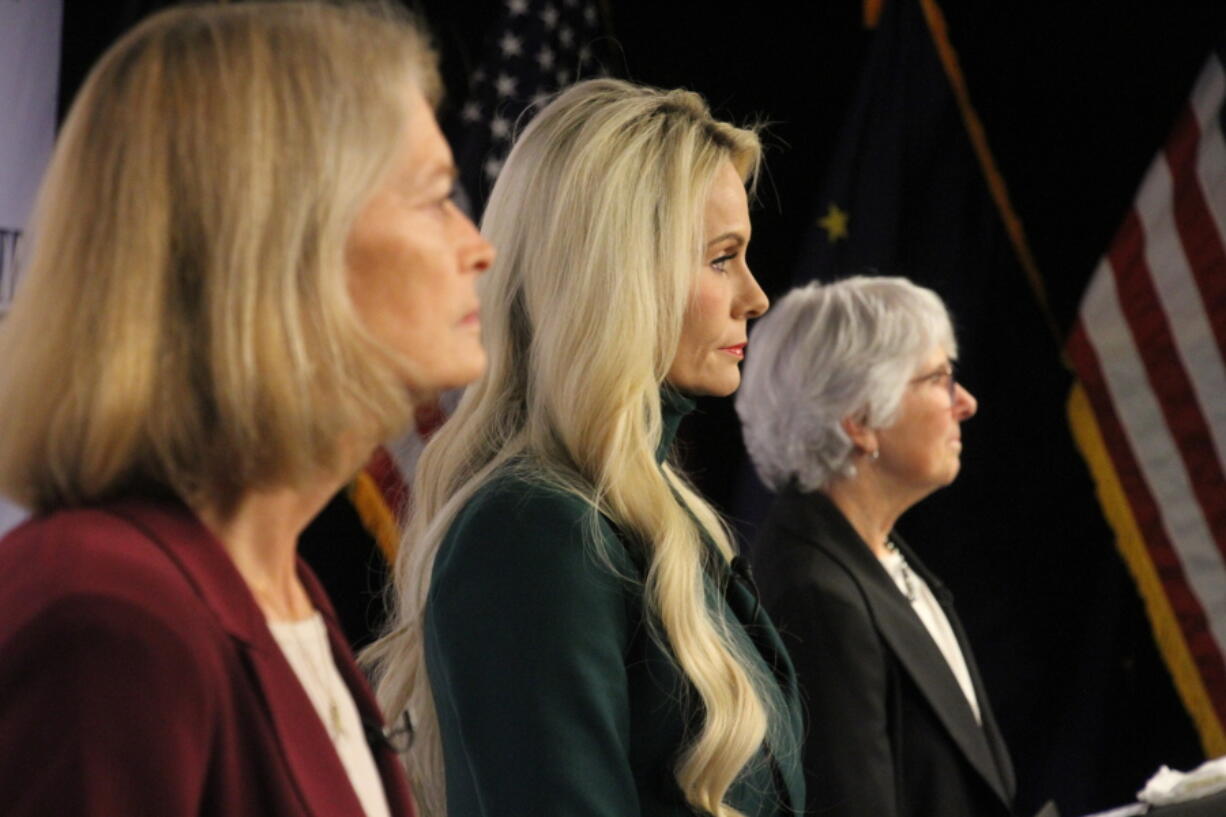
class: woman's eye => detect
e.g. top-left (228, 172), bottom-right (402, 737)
top-left (711, 252), bottom-right (735, 271)
top-left (423, 185), bottom-right (457, 212)
top-left (930, 370), bottom-right (955, 390)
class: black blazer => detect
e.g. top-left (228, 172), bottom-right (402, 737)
top-left (751, 485), bottom-right (1016, 817)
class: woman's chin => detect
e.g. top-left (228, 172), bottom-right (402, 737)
top-left (410, 351), bottom-right (487, 396)
top-left (667, 371), bottom-right (741, 398)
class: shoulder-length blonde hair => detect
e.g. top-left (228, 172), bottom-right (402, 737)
top-left (0, 2), bottom-right (439, 514)
top-left (368, 78), bottom-right (777, 817)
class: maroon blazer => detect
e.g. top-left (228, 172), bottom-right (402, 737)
top-left (0, 496), bottom-right (415, 817)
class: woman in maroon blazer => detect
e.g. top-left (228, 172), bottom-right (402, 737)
top-left (0, 4), bottom-right (492, 816)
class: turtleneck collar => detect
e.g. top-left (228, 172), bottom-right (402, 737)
top-left (657, 385), bottom-right (696, 463)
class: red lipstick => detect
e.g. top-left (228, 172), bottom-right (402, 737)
top-left (720, 343), bottom-right (746, 359)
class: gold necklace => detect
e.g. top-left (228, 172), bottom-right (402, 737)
top-left (275, 616), bottom-right (347, 740)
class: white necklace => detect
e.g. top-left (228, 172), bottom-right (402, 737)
top-left (885, 538), bottom-right (917, 603)
top-left (273, 616), bottom-right (347, 741)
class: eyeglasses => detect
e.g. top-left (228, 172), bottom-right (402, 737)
top-left (910, 363), bottom-right (957, 404)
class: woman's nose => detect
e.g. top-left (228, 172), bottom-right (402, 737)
top-left (953, 382), bottom-right (977, 419)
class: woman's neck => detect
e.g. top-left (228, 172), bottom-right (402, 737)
top-left (193, 477), bottom-right (342, 622)
top-left (822, 475), bottom-right (909, 559)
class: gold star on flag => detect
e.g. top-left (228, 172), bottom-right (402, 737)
top-left (818, 203), bottom-right (849, 243)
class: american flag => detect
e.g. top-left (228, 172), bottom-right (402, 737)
top-left (349, 395), bottom-right (454, 565)
top-left (448, 0), bottom-right (606, 216)
top-left (1067, 41), bottom-right (1226, 757)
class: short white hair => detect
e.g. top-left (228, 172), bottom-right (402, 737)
top-left (736, 275), bottom-right (956, 492)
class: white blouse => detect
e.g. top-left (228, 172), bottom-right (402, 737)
top-left (268, 613), bottom-right (392, 817)
top-left (879, 548), bottom-right (982, 724)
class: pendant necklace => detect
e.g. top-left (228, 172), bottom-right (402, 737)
top-left (279, 617), bottom-right (346, 741)
top-left (885, 537), bottom-right (917, 603)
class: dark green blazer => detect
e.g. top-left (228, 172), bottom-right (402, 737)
top-left (425, 393), bottom-right (804, 817)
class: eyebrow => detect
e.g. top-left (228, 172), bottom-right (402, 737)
top-left (706, 231), bottom-right (747, 247)
top-left (922, 360), bottom-right (956, 375)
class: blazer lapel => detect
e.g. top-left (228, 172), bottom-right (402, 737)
top-left (299, 565), bottom-right (418, 817)
top-left (106, 498), bottom-right (369, 817)
top-left (775, 488), bottom-right (1013, 809)
top-left (909, 554), bottom-right (1017, 803)
top-left (861, 558), bottom-right (1013, 807)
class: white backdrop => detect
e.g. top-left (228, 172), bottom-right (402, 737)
top-left (0, 0), bottom-right (63, 535)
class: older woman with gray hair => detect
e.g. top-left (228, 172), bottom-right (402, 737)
top-left (736, 275), bottom-right (1017, 817)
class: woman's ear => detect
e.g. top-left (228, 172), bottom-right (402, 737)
top-left (841, 413), bottom-right (879, 458)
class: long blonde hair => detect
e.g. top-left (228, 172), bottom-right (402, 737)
top-left (368, 78), bottom-right (778, 817)
top-left (0, 2), bottom-right (439, 514)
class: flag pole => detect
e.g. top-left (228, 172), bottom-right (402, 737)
top-left (918, 0), bottom-right (1069, 364)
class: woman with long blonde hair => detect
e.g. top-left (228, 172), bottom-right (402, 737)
top-left (0, 4), bottom-right (492, 815)
top-left (367, 78), bottom-right (804, 817)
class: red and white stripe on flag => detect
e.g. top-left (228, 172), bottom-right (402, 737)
top-left (1068, 47), bottom-right (1226, 756)
top-left (347, 396), bottom-right (453, 564)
